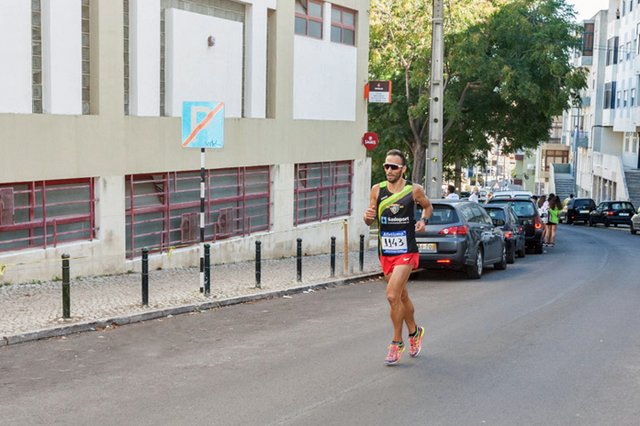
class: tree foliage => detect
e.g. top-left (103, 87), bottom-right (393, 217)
top-left (368, 0), bottom-right (587, 188)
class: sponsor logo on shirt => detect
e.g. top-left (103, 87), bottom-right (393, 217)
top-left (381, 216), bottom-right (410, 225)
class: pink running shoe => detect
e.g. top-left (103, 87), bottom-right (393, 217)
top-left (409, 326), bottom-right (425, 357)
top-left (384, 341), bottom-right (405, 365)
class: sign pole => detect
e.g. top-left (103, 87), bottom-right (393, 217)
top-left (181, 101), bottom-right (225, 295)
top-left (200, 148), bottom-right (207, 294)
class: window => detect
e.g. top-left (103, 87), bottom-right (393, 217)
top-left (125, 167), bottom-right (270, 258)
top-left (544, 150), bottom-right (569, 171)
top-left (624, 90), bottom-right (628, 107)
top-left (295, 0), bottom-right (323, 39)
top-left (0, 179), bottom-right (96, 252)
top-left (331, 5), bottom-right (355, 45)
top-left (582, 23), bottom-right (594, 57)
top-left (632, 88), bottom-right (636, 107)
top-left (619, 44), bottom-right (624, 63)
top-left (607, 37), bottom-right (619, 65)
top-left (627, 42), bottom-right (633, 60)
top-left (624, 133), bottom-right (631, 151)
top-left (604, 82), bottom-right (616, 109)
top-left (294, 161), bottom-right (352, 225)
top-left (617, 91), bottom-right (622, 108)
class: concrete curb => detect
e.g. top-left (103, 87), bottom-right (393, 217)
top-left (1, 271), bottom-right (383, 346)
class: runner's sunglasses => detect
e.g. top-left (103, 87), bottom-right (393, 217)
top-left (383, 163), bottom-right (403, 171)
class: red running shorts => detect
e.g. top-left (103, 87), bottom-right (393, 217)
top-left (380, 252), bottom-right (419, 276)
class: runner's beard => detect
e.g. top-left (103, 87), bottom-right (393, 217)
top-left (386, 172), bottom-right (403, 184)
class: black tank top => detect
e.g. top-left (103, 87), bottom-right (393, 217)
top-left (376, 180), bottom-right (418, 256)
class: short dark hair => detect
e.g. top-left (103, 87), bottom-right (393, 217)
top-left (386, 149), bottom-right (406, 166)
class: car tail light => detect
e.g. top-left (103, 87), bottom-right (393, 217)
top-left (607, 211), bottom-right (614, 216)
top-left (439, 225), bottom-right (468, 236)
top-left (436, 259), bottom-right (451, 264)
top-left (504, 231), bottom-right (513, 239)
top-left (534, 216), bottom-right (542, 229)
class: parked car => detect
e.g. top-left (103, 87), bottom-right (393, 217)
top-left (631, 207), bottom-right (640, 235)
top-left (483, 204), bottom-right (526, 263)
top-left (588, 201), bottom-right (636, 227)
top-left (415, 200), bottom-right (506, 279)
top-left (560, 197), bottom-right (596, 224)
top-left (486, 197), bottom-right (544, 254)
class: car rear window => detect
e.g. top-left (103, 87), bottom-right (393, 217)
top-left (612, 202), bottom-right (635, 210)
top-left (485, 208), bottom-right (506, 221)
top-left (510, 200), bottom-right (536, 217)
top-left (574, 200), bottom-right (593, 208)
top-left (429, 206), bottom-right (459, 225)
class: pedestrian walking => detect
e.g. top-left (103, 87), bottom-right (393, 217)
top-left (364, 149), bottom-right (433, 365)
top-left (546, 195), bottom-right (562, 246)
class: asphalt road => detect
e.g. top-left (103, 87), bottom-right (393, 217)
top-left (1, 225), bottom-right (639, 425)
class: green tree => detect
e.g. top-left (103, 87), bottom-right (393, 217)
top-left (368, 0), bottom-right (586, 189)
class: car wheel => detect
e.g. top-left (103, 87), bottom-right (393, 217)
top-left (589, 218), bottom-right (595, 227)
top-left (466, 247), bottom-right (483, 279)
top-left (535, 242), bottom-right (544, 254)
top-left (604, 219), bottom-right (610, 227)
top-left (506, 244), bottom-right (515, 264)
top-left (495, 246), bottom-right (508, 270)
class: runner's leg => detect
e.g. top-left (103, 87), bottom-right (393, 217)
top-left (386, 264), bottom-right (413, 342)
top-left (401, 285), bottom-right (417, 335)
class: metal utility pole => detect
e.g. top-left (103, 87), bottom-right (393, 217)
top-left (425, 0), bottom-right (444, 198)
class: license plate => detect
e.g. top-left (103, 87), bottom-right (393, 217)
top-left (418, 243), bottom-right (437, 253)
top-left (619, 213), bottom-right (629, 216)
top-left (579, 210), bottom-right (589, 214)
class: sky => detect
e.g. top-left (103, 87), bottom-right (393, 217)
top-left (567, 0), bottom-right (607, 21)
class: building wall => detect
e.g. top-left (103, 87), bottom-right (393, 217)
top-left (0, 0), bottom-right (372, 283)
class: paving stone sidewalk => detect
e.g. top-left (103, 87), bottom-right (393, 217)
top-left (0, 248), bottom-right (381, 345)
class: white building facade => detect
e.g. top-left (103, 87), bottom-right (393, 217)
top-left (0, 0), bottom-right (372, 283)
top-left (566, 0), bottom-right (640, 204)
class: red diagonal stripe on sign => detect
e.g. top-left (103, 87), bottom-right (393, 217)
top-left (182, 103), bottom-right (224, 147)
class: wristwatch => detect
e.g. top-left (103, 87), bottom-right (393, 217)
top-left (421, 217), bottom-right (428, 225)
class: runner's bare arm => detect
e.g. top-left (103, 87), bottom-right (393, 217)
top-left (413, 184), bottom-right (433, 232)
top-left (364, 185), bottom-right (379, 226)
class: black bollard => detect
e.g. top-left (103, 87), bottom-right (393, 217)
top-left (359, 234), bottom-right (365, 272)
top-left (255, 241), bottom-right (262, 288)
top-left (141, 248), bottom-right (149, 306)
top-left (62, 254), bottom-right (70, 319)
top-left (204, 243), bottom-right (211, 296)
top-left (330, 236), bottom-right (336, 277)
top-left (296, 238), bottom-right (302, 282)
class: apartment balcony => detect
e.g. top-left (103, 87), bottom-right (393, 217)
top-left (575, 131), bottom-right (589, 148)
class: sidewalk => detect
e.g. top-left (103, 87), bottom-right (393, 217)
top-left (0, 248), bottom-right (382, 346)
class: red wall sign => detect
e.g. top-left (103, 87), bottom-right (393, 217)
top-left (362, 132), bottom-right (379, 151)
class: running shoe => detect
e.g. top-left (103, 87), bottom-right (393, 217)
top-left (384, 341), bottom-right (405, 365)
top-left (409, 326), bottom-right (425, 357)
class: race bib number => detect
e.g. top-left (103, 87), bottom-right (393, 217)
top-left (381, 230), bottom-right (408, 255)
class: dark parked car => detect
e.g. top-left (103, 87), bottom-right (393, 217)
top-left (486, 197), bottom-right (544, 254)
top-left (560, 197), bottom-right (596, 224)
top-left (483, 204), bottom-right (526, 264)
top-left (588, 201), bottom-right (636, 227)
top-left (415, 200), bottom-right (506, 279)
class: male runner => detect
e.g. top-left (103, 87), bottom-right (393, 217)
top-left (363, 149), bottom-right (433, 365)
